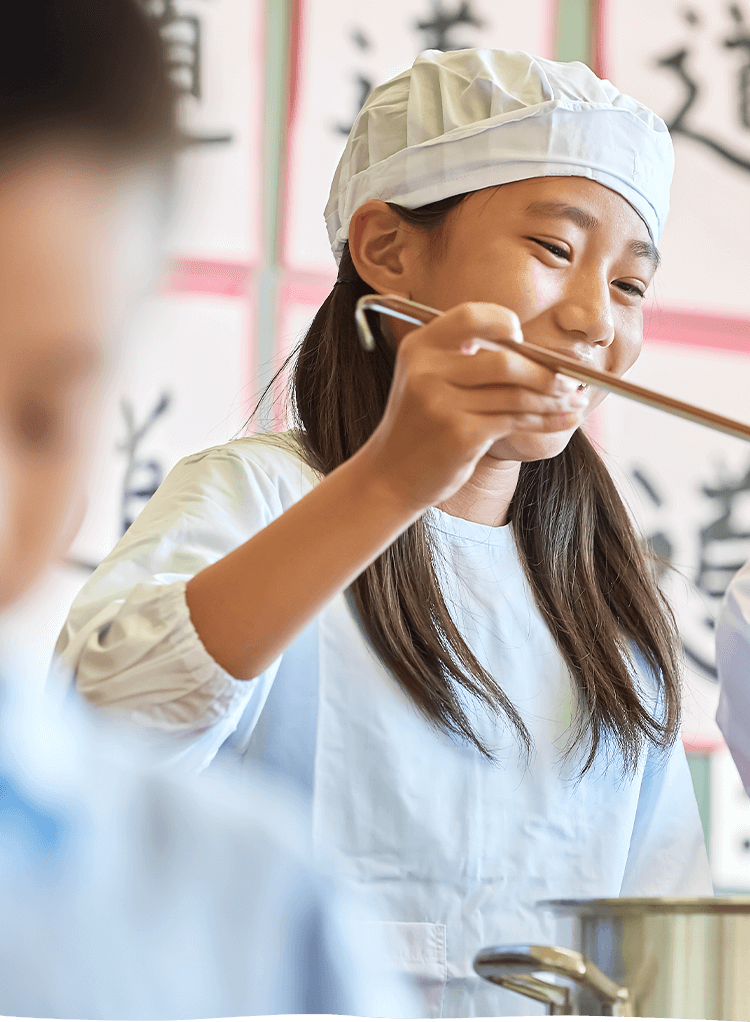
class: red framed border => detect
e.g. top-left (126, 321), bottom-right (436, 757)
top-left (591, 0), bottom-right (608, 79)
top-left (272, 273), bottom-right (335, 429)
top-left (645, 307), bottom-right (750, 355)
top-left (166, 258), bottom-right (254, 299)
top-left (684, 735), bottom-right (725, 755)
top-left (280, 0), bottom-right (306, 273)
top-left (543, 0), bottom-right (558, 62)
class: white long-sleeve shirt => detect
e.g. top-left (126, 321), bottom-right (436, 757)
top-left (716, 559), bottom-right (750, 789)
top-left (0, 666), bottom-right (411, 1019)
top-left (53, 431), bottom-right (714, 1018)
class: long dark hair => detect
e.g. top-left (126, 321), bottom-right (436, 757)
top-left (248, 193), bottom-right (682, 777)
top-left (0, 0), bottom-right (178, 165)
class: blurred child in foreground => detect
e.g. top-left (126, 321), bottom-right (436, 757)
top-left (0, 1), bottom-right (413, 1017)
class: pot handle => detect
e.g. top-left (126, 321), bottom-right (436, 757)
top-left (473, 944), bottom-right (633, 1016)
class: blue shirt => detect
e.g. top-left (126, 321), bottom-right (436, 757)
top-left (0, 670), bottom-right (413, 1018)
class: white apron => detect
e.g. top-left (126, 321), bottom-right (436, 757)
top-left (53, 432), bottom-right (714, 1017)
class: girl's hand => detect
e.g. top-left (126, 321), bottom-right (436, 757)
top-left (361, 302), bottom-right (587, 513)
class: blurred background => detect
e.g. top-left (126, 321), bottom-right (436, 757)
top-left (4, 0), bottom-right (750, 892)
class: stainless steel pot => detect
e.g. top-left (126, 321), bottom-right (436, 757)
top-left (473, 898), bottom-right (750, 1018)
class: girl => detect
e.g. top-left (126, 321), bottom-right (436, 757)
top-left (55, 49), bottom-right (713, 1017)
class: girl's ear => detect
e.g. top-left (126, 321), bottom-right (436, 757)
top-left (348, 200), bottom-right (421, 296)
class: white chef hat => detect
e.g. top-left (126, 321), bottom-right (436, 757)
top-left (325, 48), bottom-right (674, 264)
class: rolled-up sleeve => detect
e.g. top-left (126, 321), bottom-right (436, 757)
top-left (52, 440), bottom-right (316, 772)
top-left (716, 560), bottom-right (750, 791)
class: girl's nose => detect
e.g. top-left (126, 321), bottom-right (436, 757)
top-left (554, 275), bottom-right (615, 347)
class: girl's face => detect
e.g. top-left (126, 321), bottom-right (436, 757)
top-left (0, 148), bottom-right (163, 614)
top-left (409, 176), bottom-right (658, 463)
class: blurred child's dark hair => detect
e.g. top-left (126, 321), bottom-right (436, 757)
top-left (0, 0), bottom-right (179, 167)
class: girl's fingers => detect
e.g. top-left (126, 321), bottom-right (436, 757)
top-left (400, 302), bottom-right (584, 397)
top-left (404, 301), bottom-right (523, 352)
top-left (460, 339), bottom-right (509, 355)
top-left (484, 410), bottom-right (584, 434)
top-left (369, 300), bottom-right (591, 512)
top-left (400, 302), bottom-right (589, 396)
top-left (428, 346), bottom-right (581, 398)
top-left (454, 384), bottom-right (589, 416)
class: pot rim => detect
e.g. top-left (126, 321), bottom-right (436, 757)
top-left (538, 897), bottom-right (750, 916)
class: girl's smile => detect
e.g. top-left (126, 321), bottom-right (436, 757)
top-left (403, 175), bottom-right (658, 462)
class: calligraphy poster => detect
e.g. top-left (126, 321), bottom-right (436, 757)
top-left (69, 291), bottom-right (253, 567)
top-left (3, 1), bottom-right (264, 692)
top-left (600, 0), bottom-right (750, 316)
top-left (0, 287), bottom-right (254, 695)
top-left (147, 0), bottom-right (264, 264)
top-left (598, 1), bottom-right (750, 884)
top-left (282, 0), bottom-right (556, 275)
top-left (598, 332), bottom-right (750, 751)
top-left (600, 6), bottom-right (750, 719)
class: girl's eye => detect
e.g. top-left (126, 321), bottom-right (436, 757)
top-left (527, 238), bottom-right (647, 297)
top-left (615, 281), bottom-right (646, 298)
top-left (528, 238), bottom-right (570, 260)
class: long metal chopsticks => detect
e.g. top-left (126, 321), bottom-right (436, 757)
top-left (355, 293), bottom-right (750, 444)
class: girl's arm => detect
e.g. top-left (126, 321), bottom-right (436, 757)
top-left (52, 443), bottom-right (304, 770)
top-left (184, 441), bottom-right (420, 681)
top-left (55, 302), bottom-right (582, 752)
top-left (52, 439), bottom-right (417, 769)
top-left (186, 302), bottom-right (583, 682)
